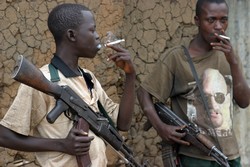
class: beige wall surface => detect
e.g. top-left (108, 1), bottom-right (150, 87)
top-left (0, 0), bottom-right (249, 166)
top-left (227, 1), bottom-right (250, 166)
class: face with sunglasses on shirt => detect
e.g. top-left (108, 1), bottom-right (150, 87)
top-left (202, 68), bottom-right (231, 129)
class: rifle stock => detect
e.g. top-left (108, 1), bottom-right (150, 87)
top-left (154, 102), bottom-right (230, 167)
top-left (12, 55), bottom-right (145, 167)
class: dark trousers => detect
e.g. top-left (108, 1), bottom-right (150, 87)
top-left (179, 154), bottom-right (241, 167)
top-left (161, 141), bottom-right (241, 167)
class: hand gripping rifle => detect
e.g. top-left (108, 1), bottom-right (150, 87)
top-left (12, 55), bottom-right (146, 167)
top-left (154, 102), bottom-right (230, 167)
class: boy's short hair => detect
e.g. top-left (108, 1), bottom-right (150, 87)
top-left (48, 3), bottom-right (90, 43)
top-left (196, 0), bottom-right (228, 16)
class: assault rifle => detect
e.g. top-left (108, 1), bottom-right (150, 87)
top-left (154, 102), bottom-right (230, 167)
top-left (12, 55), bottom-right (146, 167)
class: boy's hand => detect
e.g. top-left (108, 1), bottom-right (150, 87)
top-left (210, 33), bottom-right (236, 64)
top-left (64, 128), bottom-right (94, 155)
top-left (107, 45), bottom-right (135, 74)
top-left (157, 123), bottom-right (190, 146)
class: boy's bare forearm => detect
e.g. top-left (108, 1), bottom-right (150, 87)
top-left (0, 125), bottom-right (65, 153)
top-left (117, 73), bottom-right (136, 131)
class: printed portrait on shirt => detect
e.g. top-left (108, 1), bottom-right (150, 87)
top-left (185, 68), bottom-right (233, 137)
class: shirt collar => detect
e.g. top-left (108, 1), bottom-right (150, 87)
top-left (50, 55), bottom-right (78, 78)
top-left (50, 55), bottom-right (94, 90)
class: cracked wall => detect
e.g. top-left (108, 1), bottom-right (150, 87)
top-left (0, 0), bottom-right (249, 166)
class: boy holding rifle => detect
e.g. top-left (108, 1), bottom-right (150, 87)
top-left (137, 0), bottom-right (250, 166)
top-left (0, 3), bottom-right (136, 167)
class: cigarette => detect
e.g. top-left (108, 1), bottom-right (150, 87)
top-left (219, 35), bottom-right (230, 40)
top-left (105, 39), bottom-right (125, 46)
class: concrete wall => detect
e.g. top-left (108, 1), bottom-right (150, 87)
top-left (0, 0), bottom-right (249, 166)
top-left (227, 1), bottom-right (250, 166)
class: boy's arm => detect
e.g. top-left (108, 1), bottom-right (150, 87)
top-left (229, 59), bottom-right (250, 107)
top-left (211, 34), bottom-right (250, 108)
top-left (107, 45), bottom-right (136, 131)
top-left (0, 124), bottom-right (93, 155)
top-left (137, 86), bottom-right (189, 146)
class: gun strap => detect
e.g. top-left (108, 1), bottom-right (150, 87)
top-left (97, 100), bottom-right (116, 129)
top-left (181, 46), bottom-right (210, 116)
top-left (49, 63), bottom-right (60, 82)
top-left (182, 45), bottom-right (222, 151)
top-left (49, 63), bottom-right (116, 129)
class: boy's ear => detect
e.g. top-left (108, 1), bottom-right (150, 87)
top-left (67, 29), bottom-right (76, 41)
top-left (194, 16), bottom-right (200, 27)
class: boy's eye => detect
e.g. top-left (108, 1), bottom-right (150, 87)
top-left (207, 18), bottom-right (214, 23)
top-left (90, 28), bottom-right (94, 31)
top-left (220, 18), bottom-right (228, 24)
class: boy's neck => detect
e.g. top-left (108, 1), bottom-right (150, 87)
top-left (188, 35), bottom-right (213, 58)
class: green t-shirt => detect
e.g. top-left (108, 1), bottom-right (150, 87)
top-left (141, 45), bottom-right (240, 160)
